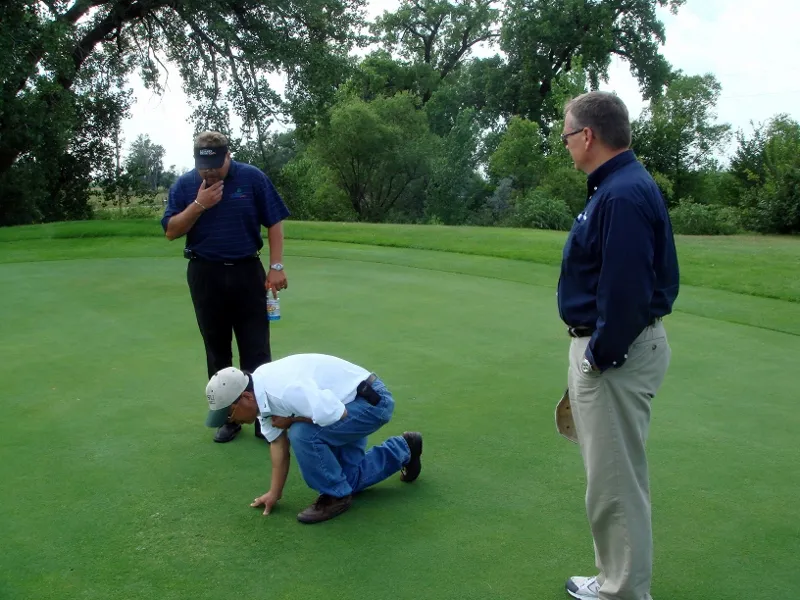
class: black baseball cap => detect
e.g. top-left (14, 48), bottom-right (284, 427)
top-left (194, 145), bottom-right (228, 170)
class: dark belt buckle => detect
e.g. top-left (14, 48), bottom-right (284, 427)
top-left (357, 375), bottom-right (381, 406)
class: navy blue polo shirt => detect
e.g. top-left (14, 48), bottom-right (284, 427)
top-left (161, 161), bottom-right (290, 261)
top-left (557, 150), bottom-right (680, 371)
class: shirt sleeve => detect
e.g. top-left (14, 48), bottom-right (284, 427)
top-left (257, 416), bottom-right (285, 443)
top-left (282, 381), bottom-right (346, 427)
top-left (586, 196), bottom-right (656, 371)
top-left (255, 172), bottom-right (290, 229)
top-left (161, 180), bottom-right (190, 233)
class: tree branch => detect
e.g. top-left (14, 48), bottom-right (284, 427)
top-left (60, 0), bottom-right (173, 90)
top-left (62, 0), bottom-right (108, 24)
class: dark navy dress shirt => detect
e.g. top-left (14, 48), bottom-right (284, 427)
top-left (161, 161), bottom-right (290, 261)
top-left (557, 150), bottom-right (680, 371)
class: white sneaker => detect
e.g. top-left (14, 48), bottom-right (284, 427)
top-left (566, 575), bottom-right (600, 600)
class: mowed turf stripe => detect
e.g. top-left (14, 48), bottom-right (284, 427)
top-left (1, 237), bottom-right (799, 335)
top-left (1, 219), bottom-right (798, 304)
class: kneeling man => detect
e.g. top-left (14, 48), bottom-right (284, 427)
top-left (204, 353), bottom-right (423, 524)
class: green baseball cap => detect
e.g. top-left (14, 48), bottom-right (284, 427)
top-left (205, 367), bottom-right (249, 427)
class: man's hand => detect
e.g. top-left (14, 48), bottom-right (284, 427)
top-left (164, 180), bottom-right (223, 240)
top-left (250, 491), bottom-right (280, 515)
top-left (195, 180), bottom-right (224, 210)
top-left (271, 415), bottom-right (294, 429)
top-left (266, 269), bottom-right (288, 296)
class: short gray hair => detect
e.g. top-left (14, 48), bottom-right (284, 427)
top-left (194, 131), bottom-right (228, 148)
top-left (564, 91), bottom-right (631, 150)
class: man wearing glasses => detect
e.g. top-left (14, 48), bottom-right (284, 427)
top-left (204, 353), bottom-right (423, 524)
top-left (556, 91), bottom-right (680, 600)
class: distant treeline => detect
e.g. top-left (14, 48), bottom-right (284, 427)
top-left (2, 0), bottom-right (797, 234)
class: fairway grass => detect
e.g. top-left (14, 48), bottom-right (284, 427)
top-left (0, 224), bottom-right (798, 600)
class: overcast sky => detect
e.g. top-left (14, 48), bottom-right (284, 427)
top-left (121, 0), bottom-right (800, 172)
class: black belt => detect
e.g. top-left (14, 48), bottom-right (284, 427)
top-left (184, 249), bottom-right (260, 265)
top-left (568, 318), bottom-right (661, 338)
top-left (567, 325), bottom-right (594, 338)
top-left (356, 374), bottom-right (381, 406)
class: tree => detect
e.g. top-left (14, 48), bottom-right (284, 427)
top-left (0, 0), bottom-right (364, 224)
top-left (372, 0), bottom-right (500, 102)
top-left (234, 130), bottom-right (299, 178)
top-left (342, 50), bottom-right (441, 106)
top-left (279, 153), bottom-right (356, 222)
top-left (739, 115), bottom-right (800, 234)
top-left (631, 72), bottom-right (731, 204)
top-left (492, 0), bottom-right (685, 128)
top-left (310, 92), bottom-right (436, 221)
top-left (488, 117), bottom-right (546, 195)
top-left (159, 166), bottom-right (180, 190)
top-left (125, 134), bottom-right (165, 191)
top-left (0, 1), bottom-right (135, 224)
top-left (730, 120), bottom-right (768, 190)
top-left (424, 109), bottom-right (488, 224)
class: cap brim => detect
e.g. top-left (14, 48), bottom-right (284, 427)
top-left (206, 407), bottom-right (230, 428)
top-left (195, 156), bottom-right (226, 170)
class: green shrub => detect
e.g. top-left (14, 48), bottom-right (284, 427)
top-left (278, 154), bottom-right (357, 222)
top-left (506, 190), bottom-right (573, 231)
top-left (539, 165), bottom-right (586, 217)
top-left (668, 198), bottom-right (740, 235)
top-left (738, 169), bottom-right (800, 234)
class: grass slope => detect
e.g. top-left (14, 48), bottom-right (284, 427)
top-left (0, 219), bottom-right (798, 303)
top-left (1, 231), bottom-right (798, 337)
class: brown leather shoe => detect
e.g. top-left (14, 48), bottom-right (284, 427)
top-left (296, 494), bottom-right (353, 524)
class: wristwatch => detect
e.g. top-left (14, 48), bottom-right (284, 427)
top-left (269, 263), bottom-right (284, 271)
top-left (581, 357), bottom-right (598, 374)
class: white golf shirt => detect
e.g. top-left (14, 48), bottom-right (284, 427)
top-left (252, 353), bottom-right (371, 443)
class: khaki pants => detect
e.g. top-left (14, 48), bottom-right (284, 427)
top-left (567, 321), bottom-right (671, 600)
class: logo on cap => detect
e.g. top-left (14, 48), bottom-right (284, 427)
top-left (198, 148), bottom-right (216, 156)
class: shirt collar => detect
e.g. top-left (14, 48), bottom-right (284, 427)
top-left (225, 160), bottom-right (238, 180)
top-left (586, 149), bottom-right (637, 197)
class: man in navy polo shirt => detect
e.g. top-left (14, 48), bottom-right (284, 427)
top-left (162, 131), bottom-right (290, 444)
top-left (556, 92), bottom-right (680, 600)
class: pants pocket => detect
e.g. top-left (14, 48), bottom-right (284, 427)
top-left (622, 334), bottom-right (667, 373)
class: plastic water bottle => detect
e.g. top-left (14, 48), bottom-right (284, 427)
top-left (267, 290), bottom-right (281, 321)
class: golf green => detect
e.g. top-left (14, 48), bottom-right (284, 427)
top-left (0, 236), bottom-right (797, 600)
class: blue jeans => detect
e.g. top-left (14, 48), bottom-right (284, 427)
top-left (286, 376), bottom-right (411, 498)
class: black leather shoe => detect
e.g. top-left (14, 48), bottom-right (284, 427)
top-left (400, 432), bottom-right (423, 482)
top-left (214, 422), bottom-right (241, 443)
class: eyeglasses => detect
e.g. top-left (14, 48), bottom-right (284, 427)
top-left (561, 128), bottom-right (585, 146)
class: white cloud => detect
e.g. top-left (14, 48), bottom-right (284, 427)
top-left (121, 0), bottom-right (800, 171)
top-left (122, 75), bottom-right (195, 172)
top-left (601, 0), bottom-right (800, 134)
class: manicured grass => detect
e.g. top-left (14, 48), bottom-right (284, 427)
top-left (0, 225), bottom-right (798, 600)
top-left (1, 219), bottom-right (798, 302)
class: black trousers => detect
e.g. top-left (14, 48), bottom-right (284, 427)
top-left (186, 258), bottom-right (271, 379)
